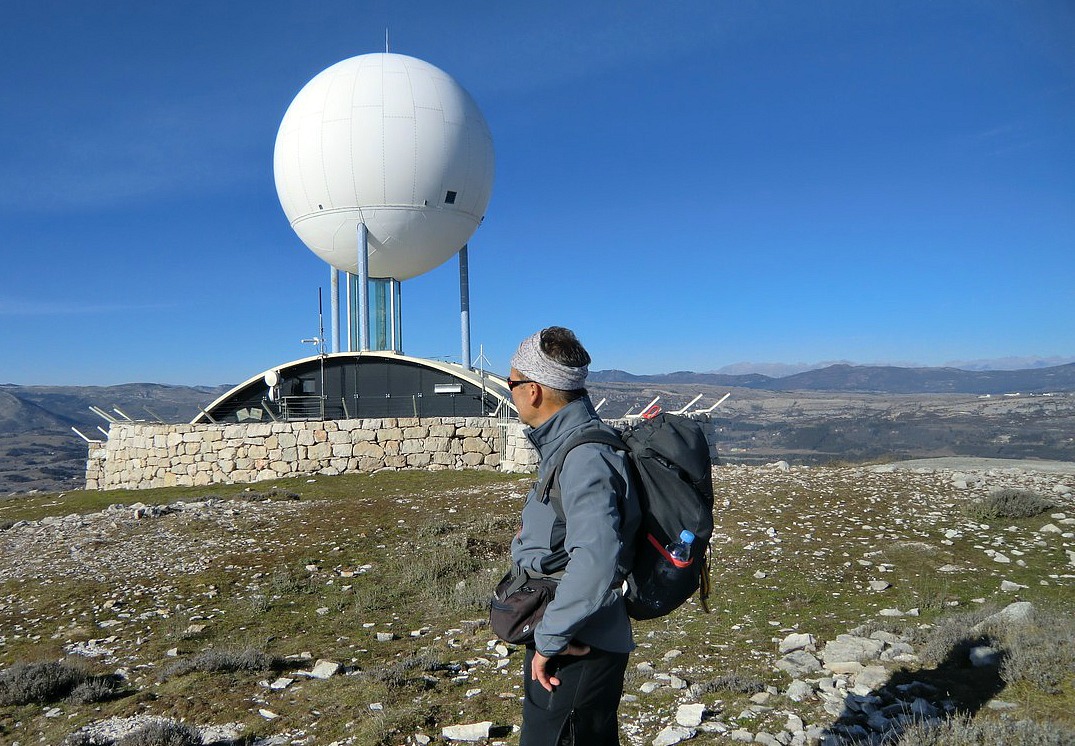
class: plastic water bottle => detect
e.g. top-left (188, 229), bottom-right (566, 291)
top-left (667, 530), bottom-right (695, 562)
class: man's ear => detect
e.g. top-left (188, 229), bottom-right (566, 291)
top-left (527, 382), bottom-right (543, 408)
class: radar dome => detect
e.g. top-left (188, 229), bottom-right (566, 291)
top-left (274, 53), bottom-right (495, 280)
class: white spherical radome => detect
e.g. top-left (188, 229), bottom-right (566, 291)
top-left (274, 53), bottom-right (495, 280)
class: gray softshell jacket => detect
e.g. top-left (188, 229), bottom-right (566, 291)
top-left (511, 397), bottom-right (641, 656)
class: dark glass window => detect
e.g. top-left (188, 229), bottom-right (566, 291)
top-left (445, 190), bottom-right (457, 204)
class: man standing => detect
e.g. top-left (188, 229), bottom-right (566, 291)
top-left (507, 326), bottom-right (640, 745)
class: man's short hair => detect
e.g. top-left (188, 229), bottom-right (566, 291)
top-left (540, 327), bottom-right (589, 403)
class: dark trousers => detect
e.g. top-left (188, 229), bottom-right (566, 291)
top-left (521, 646), bottom-right (630, 746)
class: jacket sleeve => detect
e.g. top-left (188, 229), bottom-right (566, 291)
top-left (534, 443), bottom-right (629, 656)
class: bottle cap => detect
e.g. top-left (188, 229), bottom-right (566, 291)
top-left (679, 530), bottom-right (695, 543)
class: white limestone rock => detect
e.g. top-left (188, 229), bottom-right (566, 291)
top-left (778, 633), bottom-right (816, 654)
top-left (442, 721), bottom-right (493, 742)
top-left (786, 679), bottom-right (814, 702)
top-left (676, 703), bottom-right (706, 727)
top-left (652, 725), bottom-right (696, 746)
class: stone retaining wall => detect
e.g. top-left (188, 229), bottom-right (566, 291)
top-left (86, 415), bottom-right (716, 491)
top-left (87, 417), bottom-right (535, 491)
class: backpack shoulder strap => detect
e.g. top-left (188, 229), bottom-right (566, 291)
top-left (537, 427), bottom-right (628, 521)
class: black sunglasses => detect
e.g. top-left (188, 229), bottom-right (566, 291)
top-left (507, 379), bottom-right (536, 390)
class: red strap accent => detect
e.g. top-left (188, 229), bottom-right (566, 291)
top-left (647, 533), bottom-right (692, 569)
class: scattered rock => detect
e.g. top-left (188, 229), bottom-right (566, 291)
top-left (306, 659), bottom-right (340, 679)
top-left (778, 632), bottom-right (815, 653)
top-left (653, 725), bottom-right (697, 745)
top-left (441, 721), bottom-right (493, 741)
top-left (675, 703), bottom-right (706, 727)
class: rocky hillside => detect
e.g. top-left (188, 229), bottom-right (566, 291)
top-left (0, 462), bottom-right (1072, 744)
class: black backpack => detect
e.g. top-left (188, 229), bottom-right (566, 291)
top-left (537, 412), bottom-right (715, 620)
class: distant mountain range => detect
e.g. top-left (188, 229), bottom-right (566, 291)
top-left (0, 383), bottom-right (231, 436)
top-left (590, 362), bottom-right (1075, 395)
top-left (710, 356), bottom-right (1075, 377)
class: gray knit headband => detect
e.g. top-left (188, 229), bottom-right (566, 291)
top-left (509, 330), bottom-right (588, 390)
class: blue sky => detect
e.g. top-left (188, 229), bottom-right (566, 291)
top-left (1, 1), bottom-right (1072, 386)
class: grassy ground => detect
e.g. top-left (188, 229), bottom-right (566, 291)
top-left (0, 464), bottom-right (1072, 744)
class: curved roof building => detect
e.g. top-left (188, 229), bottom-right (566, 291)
top-left (192, 352), bottom-right (513, 424)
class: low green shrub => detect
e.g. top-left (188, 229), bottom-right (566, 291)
top-left (913, 608), bottom-right (996, 666)
top-left (965, 488), bottom-right (1054, 520)
top-left (160, 647), bottom-right (278, 680)
top-left (689, 672), bottom-right (765, 696)
top-left (361, 649), bottom-right (453, 689)
top-left (0, 660), bottom-right (103, 706)
top-left (66, 676), bottom-right (120, 705)
top-left (998, 608), bottom-right (1075, 695)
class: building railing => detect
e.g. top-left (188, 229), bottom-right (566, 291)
top-left (280, 395), bottom-right (325, 421)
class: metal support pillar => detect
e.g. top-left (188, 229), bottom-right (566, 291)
top-left (459, 244), bottom-right (471, 370)
top-left (356, 223), bottom-right (370, 351)
top-left (345, 272), bottom-right (354, 351)
top-left (390, 278), bottom-right (402, 352)
top-left (330, 267), bottom-right (340, 353)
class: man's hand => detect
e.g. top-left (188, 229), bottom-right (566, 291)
top-left (531, 643), bottom-right (591, 692)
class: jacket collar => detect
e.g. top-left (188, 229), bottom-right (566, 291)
top-left (525, 396), bottom-right (601, 461)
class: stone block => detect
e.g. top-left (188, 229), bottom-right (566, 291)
top-left (308, 442), bottom-right (332, 460)
top-left (461, 452), bottom-right (485, 467)
top-left (357, 456), bottom-right (383, 470)
top-left (462, 437), bottom-right (492, 455)
top-left (407, 452), bottom-right (432, 467)
top-left (400, 439), bottom-right (425, 454)
top-left (355, 442), bottom-right (385, 459)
